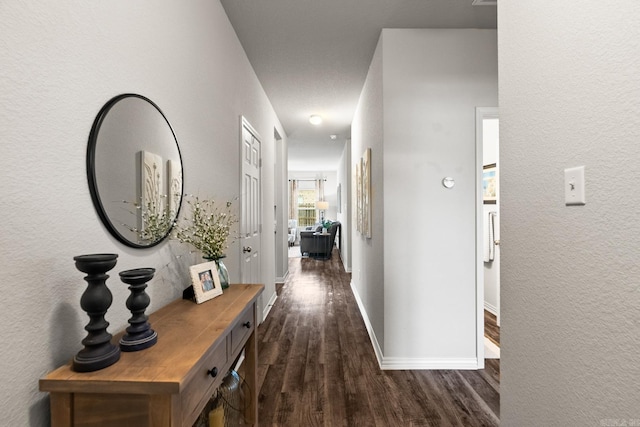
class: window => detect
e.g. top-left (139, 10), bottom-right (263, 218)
top-left (297, 189), bottom-right (317, 227)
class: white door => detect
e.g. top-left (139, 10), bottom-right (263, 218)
top-left (240, 118), bottom-right (261, 284)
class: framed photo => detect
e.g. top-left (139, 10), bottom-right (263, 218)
top-left (355, 159), bottom-right (362, 233)
top-left (483, 163), bottom-right (497, 204)
top-left (189, 261), bottom-right (222, 304)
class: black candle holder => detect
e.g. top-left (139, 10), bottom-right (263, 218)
top-left (72, 253), bottom-right (121, 372)
top-left (118, 268), bottom-right (157, 352)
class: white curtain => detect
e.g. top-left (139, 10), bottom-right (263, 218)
top-left (315, 179), bottom-right (325, 201)
top-left (288, 180), bottom-right (298, 220)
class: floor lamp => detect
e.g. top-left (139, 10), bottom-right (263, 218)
top-left (316, 201), bottom-right (329, 223)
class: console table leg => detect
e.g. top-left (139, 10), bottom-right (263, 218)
top-left (49, 393), bottom-right (72, 427)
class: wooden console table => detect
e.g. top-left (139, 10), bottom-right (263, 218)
top-left (40, 284), bottom-right (264, 427)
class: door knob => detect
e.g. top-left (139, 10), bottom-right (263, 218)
top-left (243, 246), bottom-right (252, 253)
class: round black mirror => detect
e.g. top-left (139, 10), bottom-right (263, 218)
top-left (87, 94), bottom-right (183, 248)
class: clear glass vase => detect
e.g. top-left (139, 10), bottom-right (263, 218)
top-left (204, 255), bottom-right (229, 290)
top-left (215, 257), bottom-right (229, 290)
top-left (203, 255), bottom-right (230, 290)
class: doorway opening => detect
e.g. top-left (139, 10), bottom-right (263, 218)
top-left (287, 178), bottom-right (329, 258)
top-left (477, 107), bottom-right (500, 364)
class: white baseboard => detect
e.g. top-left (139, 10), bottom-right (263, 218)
top-left (275, 270), bottom-right (289, 285)
top-left (380, 357), bottom-right (479, 370)
top-left (484, 302), bottom-right (498, 316)
top-left (339, 253), bottom-right (351, 273)
top-left (262, 290), bottom-right (278, 322)
top-left (350, 280), bottom-right (481, 370)
top-left (350, 280), bottom-right (384, 367)
top-left (484, 337), bottom-right (500, 359)
top-left (234, 349), bottom-right (245, 370)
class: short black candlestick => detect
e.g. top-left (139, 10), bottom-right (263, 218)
top-left (72, 253), bottom-right (121, 372)
top-left (119, 268), bottom-right (157, 352)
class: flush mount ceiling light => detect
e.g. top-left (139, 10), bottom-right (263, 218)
top-left (309, 114), bottom-right (323, 125)
top-left (329, 134), bottom-right (337, 140)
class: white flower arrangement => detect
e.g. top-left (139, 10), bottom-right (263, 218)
top-left (137, 199), bottom-right (175, 243)
top-left (118, 196), bottom-right (175, 244)
top-left (173, 195), bottom-right (238, 260)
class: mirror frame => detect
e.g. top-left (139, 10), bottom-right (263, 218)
top-left (86, 93), bottom-right (184, 248)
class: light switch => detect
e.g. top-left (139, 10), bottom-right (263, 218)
top-left (565, 166), bottom-right (586, 206)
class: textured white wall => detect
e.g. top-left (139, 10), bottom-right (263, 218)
top-left (499, 1), bottom-right (640, 425)
top-left (382, 29), bottom-right (497, 364)
top-left (352, 30), bottom-right (498, 366)
top-left (274, 134), bottom-right (289, 284)
top-left (336, 140), bottom-right (352, 271)
top-left (352, 36), bottom-right (386, 352)
top-left (0, 1), bottom-right (282, 425)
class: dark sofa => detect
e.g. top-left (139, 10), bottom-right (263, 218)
top-left (299, 221), bottom-right (340, 259)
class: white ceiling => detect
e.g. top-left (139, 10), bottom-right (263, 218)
top-left (219, 0), bottom-right (497, 171)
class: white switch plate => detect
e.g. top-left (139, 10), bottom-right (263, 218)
top-left (565, 166), bottom-right (586, 206)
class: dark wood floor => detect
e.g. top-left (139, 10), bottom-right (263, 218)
top-left (256, 249), bottom-right (500, 426)
top-left (484, 310), bottom-right (500, 347)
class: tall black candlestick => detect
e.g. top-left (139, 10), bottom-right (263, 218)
top-left (119, 268), bottom-right (157, 351)
top-left (72, 253), bottom-right (121, 372)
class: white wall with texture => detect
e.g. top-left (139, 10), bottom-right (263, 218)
top-left (0, 1), bottom-right (283, 425)
top-left (499, 1), bottom-right (640, 424)
top-left (352, 29), bottom-right (498, 367)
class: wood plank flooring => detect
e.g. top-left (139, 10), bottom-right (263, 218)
top-left (256, 249), bottom-right (500, 426)
top-left (484, 310), bottom-right (500, 347)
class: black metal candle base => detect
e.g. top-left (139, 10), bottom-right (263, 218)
top-left (73, 254), bottom-right (121, 372)
top-left (182, 286), bottom-right (195, 301)
top-left (119, 268), bottom-right (157, 352)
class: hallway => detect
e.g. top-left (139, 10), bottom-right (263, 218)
top-left (256, 250), bottom-right (500, 426)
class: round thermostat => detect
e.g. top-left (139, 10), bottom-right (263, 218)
top-left (442, 177), bottom-right (455, 189)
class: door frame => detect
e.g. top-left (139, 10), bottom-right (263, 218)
top-left (273, 128), bottom-right (287, 284)
top-left (476, 106), bottom-right (499, 369)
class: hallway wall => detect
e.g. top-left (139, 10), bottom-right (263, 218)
top-left (499, 1), bottom-right (640, 424)
top-left (0, 1), bottom-right (283, 425)
top-left (337, 140), bottom-right (352, 272)
top-left (274, 132), bottom-right (289, 284)
top-left (352, 36), bottom-right (386, 355)
top-left (352, 29), bottom-right (498, 367)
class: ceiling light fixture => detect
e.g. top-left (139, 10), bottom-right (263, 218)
top-left (329, 134), bottom-right (337, 140)
top-left (309, 114), bottom-right (323, 125)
